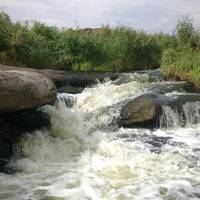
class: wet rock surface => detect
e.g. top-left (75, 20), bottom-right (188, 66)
top-left (118, 93), bottom-right (160, 128)
top-left (119, 133), bottom-right (172, 153)
top-left (57, 85), bottom-right (83, 94)
top-left (0, 109), bottom-right (51, 171)
top-left (148, 81), bottom-right (195, 94)
top-left (118, 93), bottom-right (200, 128)
top-left (136, 69), bottom-right (163, 82)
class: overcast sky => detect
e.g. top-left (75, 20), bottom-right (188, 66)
top-left (0, 0), bottom-right (200, 33)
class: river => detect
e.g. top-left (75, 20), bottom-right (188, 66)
top-left (1, 72), bottom-right (200, 200)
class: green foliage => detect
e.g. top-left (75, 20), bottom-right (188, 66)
top-left (0, 12), bottom-right (13, 51)
top-left (1, 12), bottom-right (196, 85)
top-left (176, 16), bottom-right (194, 44)
top-left (162, 16), bottom-right (200, 89)
top-left (0, 12), bottom-right (175, 71)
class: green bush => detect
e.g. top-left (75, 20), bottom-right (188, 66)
top-left (0, 12), bottom-right (176, 72)
top-left (0, 12), bottom-right (13, 51)
top-left (161, 16), bottom-right (200, 89)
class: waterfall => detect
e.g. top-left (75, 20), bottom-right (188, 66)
top-left (160, 102), bottom-right (200, 128)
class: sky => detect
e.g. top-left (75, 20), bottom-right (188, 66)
top-left (0, 0), bottom-right (200, 33)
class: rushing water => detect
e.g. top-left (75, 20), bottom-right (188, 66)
top-left (1, 73), bottom-right (200, 200)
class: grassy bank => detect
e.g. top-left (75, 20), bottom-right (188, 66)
top-left (0, 12), bottom-right (175, 72)
top-left (1, 12), bottom-right (200, 86)
top-left (161, 16), bottom-right (200, 89)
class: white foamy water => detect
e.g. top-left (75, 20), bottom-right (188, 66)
top-left (160, 102), bottom-right (200, 128)
top-left (1, 73), bottom-right (200, 200)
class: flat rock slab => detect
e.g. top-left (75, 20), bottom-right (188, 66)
top-left (0, 64), bottom-right (67, 85)
top-left (0, 64), bottom-right (119, 88)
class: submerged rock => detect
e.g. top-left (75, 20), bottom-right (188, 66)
top-left (149, 81), bottom-right (195, 94)
top-left (57, 85), bottom-right (83, 94)
top-left (57, 93), bottom-right (77, 108)
top-left (119, 133), bottom-right (172, 154)
top-left (0, 70), bottom-right (56, 112)
top-left (118, 93), bottom-right (200, 128)
top-left (136, 69), bottom-right (163, 82)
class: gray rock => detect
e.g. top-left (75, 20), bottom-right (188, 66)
top-left (0, 70), bottom-right (57, 112)
top-left (118, 93), bottom-right (160, 128)
top-left (118, 93), bottom-right (200, 128)
top-left (0, 66), bottom-right (57, 171)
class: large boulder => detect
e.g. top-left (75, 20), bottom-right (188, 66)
top-left (0, 66), bottom-right (57, 171)
top-left (118, 93), bottom-right (200, 128)
top-left (118, 93), bottom-right (161, 128)
top-left (0, 69), bottom-right (56, 170)
top-left (0, 70), bottom-right (57, 112)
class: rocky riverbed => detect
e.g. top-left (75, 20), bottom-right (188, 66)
top-left (1, 65), bottom-right (200, 200)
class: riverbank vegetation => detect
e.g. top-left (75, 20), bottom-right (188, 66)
top-left (0, 12), bottom-right (175, 72)
top-left (0, 12), bottom-right (200, 88)
top-left (161, 16), bottom-right (200, 88)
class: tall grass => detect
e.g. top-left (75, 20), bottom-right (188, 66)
top-left (0, 12), bottom-right (173, 72)
top-left (161, 16), bottom-right (200, 88)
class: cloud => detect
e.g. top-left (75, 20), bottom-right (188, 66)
top-left (0, 0), bottom-right (200, 33)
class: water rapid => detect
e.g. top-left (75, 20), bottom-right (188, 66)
top-left (1, 73), bottom-right (200, 200)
